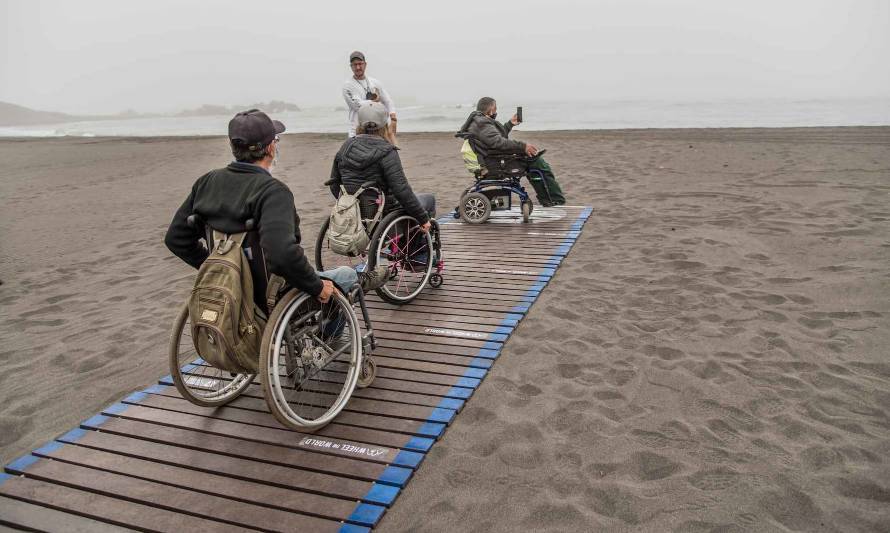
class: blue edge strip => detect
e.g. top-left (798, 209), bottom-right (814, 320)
top-left (2, 207), bottom-right (592, 532)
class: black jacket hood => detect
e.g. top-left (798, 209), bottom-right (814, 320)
top-left (459, 110), bottom-right (488, 133)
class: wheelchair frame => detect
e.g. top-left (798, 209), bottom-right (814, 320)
top-left (315, 184), bottom-right (445, 303)
top-left (454, 132), bottom-right (547, 224)
top-left (169, 215), bottom-right (378, 432)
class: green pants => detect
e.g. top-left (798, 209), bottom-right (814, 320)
top-left (527, 157), bottom-right (566, 206)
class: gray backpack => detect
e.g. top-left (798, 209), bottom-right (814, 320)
top-left (326, 185), bottom-right (383, 256)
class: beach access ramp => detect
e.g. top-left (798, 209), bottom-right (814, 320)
top-left (1, 206), bottom-right (592, 531)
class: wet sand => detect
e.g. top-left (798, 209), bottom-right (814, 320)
top-left (1, 128), bottom-right (889, 531)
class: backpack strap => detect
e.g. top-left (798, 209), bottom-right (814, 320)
top-left (265, 274), bottom-right (286, 311)
top-left (211, 230), bottom-right (246, 255)
top-left (367, 194), bottom-right (384, 228)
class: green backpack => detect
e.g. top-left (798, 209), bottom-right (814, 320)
top-left (188, 230), bottom-right (265, 374)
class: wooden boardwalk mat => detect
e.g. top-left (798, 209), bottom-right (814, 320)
top-left (2, 206), bottom-right (592, 532)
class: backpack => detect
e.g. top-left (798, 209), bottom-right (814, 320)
top-left (326, 185), bottom-right (383, 256)
top-left (187, 230), bottom-right (265, 374)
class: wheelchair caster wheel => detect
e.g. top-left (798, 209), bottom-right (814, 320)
top-left (357, 356), bottom-right (377, 389)
top-left (459, 192), bottom-right (491, 224)
top-left (429, 273), bottom-right (444, 288)
top-left (521, 200), bottom-right (533, 223)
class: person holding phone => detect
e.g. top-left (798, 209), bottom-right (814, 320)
top-left (341, 51), bottom-right (397, 140)
top-left (458, 97), bottom-right (566, 206)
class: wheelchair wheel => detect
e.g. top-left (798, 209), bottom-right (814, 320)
top-left (168, 303), bottom-right (255, 407)
top-left (370, 211), bottom-right (435, 304)
top-left (459, 192), bottom-right (491, 224)
top-left (356, 356), bottom-right (376, 389)
top-left (314, 217), bottom-right (372, 273)
top-left (259, 288), bottom-right (362, 432)
top-left (521, 199), bottom-right (533, 223)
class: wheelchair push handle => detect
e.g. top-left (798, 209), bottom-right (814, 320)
top-left (186, 214), bottom-right (202, 228)
top-left (187, 213), bottom-right (256, 232)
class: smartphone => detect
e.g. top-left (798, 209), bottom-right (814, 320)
top-left (516, 106), bottom-right (523, 123)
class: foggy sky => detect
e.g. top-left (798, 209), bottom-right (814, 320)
top-left (2, 0), bottom-right (888, 115)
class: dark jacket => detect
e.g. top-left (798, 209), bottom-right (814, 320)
top-left (458, 111), bottom-right (525, 157)
top-left (328, 135), bottom-right (430, 224)
top-left (164, 162), bottom-right (323, 297)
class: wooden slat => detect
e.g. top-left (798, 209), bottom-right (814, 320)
top-left (86, 408), bottom-right (422, 469)
top-left (0, 494), bottom-right (134, 532)
top-left (5, 459), bottom-right (348, 532)
top-left (33, 438), bottom-right (388, 527)
top-left (110, 396), bottom-right (432, 452)
top-left (0, 474), bottom-right (252, 533)
top-left (70, 416), bottom-right (411, 486)
top-left (145, 385), bottom-right (453, 435)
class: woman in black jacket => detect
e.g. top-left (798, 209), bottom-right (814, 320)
top-left (328, 101), bottom-right (435, 231)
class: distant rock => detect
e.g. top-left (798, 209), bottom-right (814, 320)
top-left (0, 102), bottom-right (76, 126)
top-left (0, 100), bottom-right (303, 126)
top-left (177, 101), bottom-right (301, 117)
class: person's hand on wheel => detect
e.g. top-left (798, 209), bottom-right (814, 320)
top-left (317, 279), bottom-right (335, 303)
top-left (525, 143), bottom-right (539, 157)
top-left (419, 221), bottom-right (432, 233)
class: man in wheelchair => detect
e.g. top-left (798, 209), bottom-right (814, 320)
top-left (164, 109), bottom-right (388, 313)
top-left (458, 97), bottom-right (566, 207)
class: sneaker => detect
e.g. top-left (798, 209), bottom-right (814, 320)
top-left (358, 265), bottom-right (389, 293)
top-left (328, 326), bottom-right (352, 354)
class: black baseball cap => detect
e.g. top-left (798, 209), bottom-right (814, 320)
top-left (228, 109), bottom-right (285, 150)
top-left (349, 51), bottom-right (366, 63)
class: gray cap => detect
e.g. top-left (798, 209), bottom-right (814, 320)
top-left (349, 50), bottom-right (365, 62)
top-left (357, 101), bottom-right (387, 129)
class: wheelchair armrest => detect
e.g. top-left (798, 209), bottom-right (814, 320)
top-left (455, 132), bottom-right (475, 140)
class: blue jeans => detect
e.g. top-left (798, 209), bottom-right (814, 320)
top-left (319, 266), bottom-right (358, 294)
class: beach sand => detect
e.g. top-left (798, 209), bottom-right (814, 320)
top-left (1, 128), bottom-right (889, 531)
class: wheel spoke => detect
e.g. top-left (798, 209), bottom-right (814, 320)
top-left (264, 292), bottom-right (360, 429)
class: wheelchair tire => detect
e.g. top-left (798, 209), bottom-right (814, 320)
top-left (459, 192), bottom-right (491, 224)
top-left (370, 211), bottom-right (435, 304)
top-left (521, 199), bottom-right (533, 223)
top-left (168, 303), bottom-right (255, 407)
top-left (259, 288), bottom-right (362, 432)
top-left (314, 217), bottom-right (372, 273)
top-left (356, 356), bottom-right (377, 389)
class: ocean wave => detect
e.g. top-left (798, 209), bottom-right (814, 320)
top-left (413, 115), bottom-right (453, 123)
top-left (0, 127), bottom-right (67, 137)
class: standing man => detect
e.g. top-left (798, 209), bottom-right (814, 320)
top-left (342, 51), bottom-right (397, 139)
